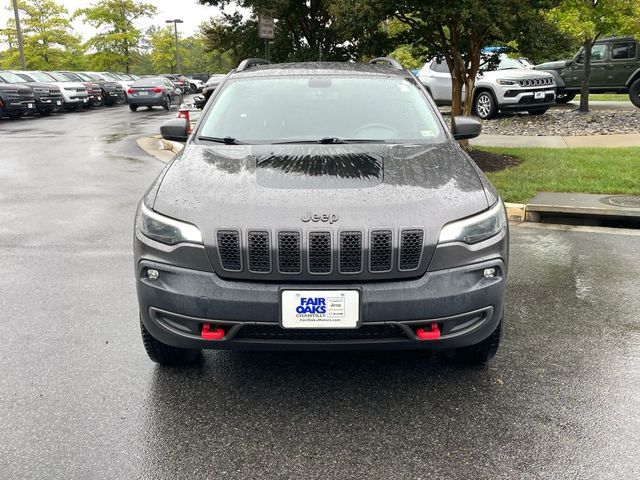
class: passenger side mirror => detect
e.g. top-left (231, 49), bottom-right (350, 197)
top-left (175, 87), bottom-right (182, 95)
top-left (452, 116), bottom-right (482, 140)
top-left (160, 117), bottom-right (189, 142)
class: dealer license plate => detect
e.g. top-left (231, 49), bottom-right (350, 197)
top-left (281, 290), bottom-right (360, 329)
top-left (534, 91), bottom-right (545, 100)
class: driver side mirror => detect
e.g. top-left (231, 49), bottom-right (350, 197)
top-left (452, 116), bottom-right (482, 140)
top-left (160, 117), bottom-right (189, 142)
top-left (174, 87), bottom-right (182, 95)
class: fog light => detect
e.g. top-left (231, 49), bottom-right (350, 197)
top-left (146, 269), bottom-right (159, 280)
top-left (483, 268), bottom-right (496, 278)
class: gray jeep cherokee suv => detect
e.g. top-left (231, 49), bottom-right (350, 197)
top-left (135, 58), bottom-right (508, 366)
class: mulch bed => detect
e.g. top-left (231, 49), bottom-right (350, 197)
top-left (468, 149), bottom-right (522, 172)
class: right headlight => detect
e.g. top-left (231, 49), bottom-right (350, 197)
top-left (137, 204), bottom-right (202, 245)
top-left (438, 201), bottom-right (506, 244)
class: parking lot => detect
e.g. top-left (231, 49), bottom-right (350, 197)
top-left (1, 104), bottom-right (640, 479)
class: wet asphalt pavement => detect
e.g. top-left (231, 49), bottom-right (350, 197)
top-left (1, 104), bottom-right (639, 479)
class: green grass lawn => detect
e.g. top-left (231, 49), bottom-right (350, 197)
top-left (478, 147), bottom-right (640, 203)
top-left (575, 93), bottom-right (629, 102)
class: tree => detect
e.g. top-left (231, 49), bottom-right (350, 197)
top-left (75, 0), bottom-right (156, 73)
top-left (1, 0), bottom-right (83, 70)
top-left (548, 0), bottom-right (640, 112)
top-left (148, 26), bottom-right (183, 73)
top-left (198, 0), bottom-right (390, 63)
top-left (355, 0), bottom-right (556, 120)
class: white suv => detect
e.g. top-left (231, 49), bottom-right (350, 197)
top-left (418, 54), bottom-right (556, 119)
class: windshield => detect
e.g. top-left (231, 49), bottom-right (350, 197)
top-left (61, 72), bottom-right (82, 81)
top-left (75, 73), bottom-right (92, 81)
top-left (47, 72), bottom-right (70, 82)
top-left (0, 72), bottom-right (26, 83)
top-left (199, 76), bottom-right (444, 144)
top-left (101, 72), bottom-right (120, 81)
top-left (133, 78), bottom-right (162, 87)
top-left (28, 71), bottom-right (56, 82)
top-left (480, 54), bottom-right (525, 72)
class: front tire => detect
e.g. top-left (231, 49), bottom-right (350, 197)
top-left (140, 320), bottom-right (201, 366)
top-left (474, 91), bottom-right (498, 119)
top-left (556, 92), bottom-right (576, 104)
top-left (449, 320), bottom-right (502, 365)
top-left (528, 108), bottom-right (548, 115)
top-left (129, 104), bottom-right (138, 112)
top-left (629, 79), bottom-right (640, 108)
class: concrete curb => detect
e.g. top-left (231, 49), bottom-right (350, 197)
top-left (160, 137), bottom-right (184, 154)
top-left (137, 135), bottom-right (180, 164)
top-left (471, 133), bottom-right (640, 149)
top-left (505, 202), bottom-right (526, 223)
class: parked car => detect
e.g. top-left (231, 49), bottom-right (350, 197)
top-left (13, 71), bottom-right (88, 110)
top-left (0, 76), bottom-right (36, 118)
top-left (194, 74), bottom-right (226, 109)
top-left (0, 71), bottom-right (63, 115)
top-left (76, 72), bottom-right (125, 105)
top-left (137, 58), bottom-right (507, 366)
top-left (419, 53), bottom-right (556, 119)
top-left (88, 71), bottom-right (134, 100)
top-left (188, 72), bottom-right (212, 83)
top-left (128, 77), bottom-right (183, 111)
top-left (160, 74), bottom-right (192, 92)
top-left (54, 71), bottom-right (103, 107)
top-left (186, 77), bottom-right (205, 93)
top-left (535, 36), bottom-right (640, 106)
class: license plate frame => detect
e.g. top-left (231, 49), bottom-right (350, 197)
top-left (279, 288), bottom-right (362, 329)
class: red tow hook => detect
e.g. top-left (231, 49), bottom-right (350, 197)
top-left (201, 324), bottom-right (225, 340)
top-left (416, 323), bottom-right (441, 340)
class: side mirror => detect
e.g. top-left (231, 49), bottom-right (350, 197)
top-left (452, 116), bottom-right (482, 140)
top-left (160, 117), bottom-right (189, 142)
top-left (565, 60), bottom-right (573, 67)
top-left (175, 88), bottom-right (182, 95)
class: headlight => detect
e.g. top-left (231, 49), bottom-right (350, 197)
top-left (496, 79), bottom-right (517, 86)
top-left (33, 87), bottom-right (47, 93)
top-left (438, 201), bottom-right (506, 244)
top-left (137, 204), bottom-right (202, 245)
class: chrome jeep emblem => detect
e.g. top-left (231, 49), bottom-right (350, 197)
top-left (301, 212), bottom-right (339, 224)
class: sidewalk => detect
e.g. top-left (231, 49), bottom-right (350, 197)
top-left (471, 133), bottom-right (640, 148)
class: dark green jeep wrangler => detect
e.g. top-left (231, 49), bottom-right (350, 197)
top-left (536, 37), bottom-right (640, 107)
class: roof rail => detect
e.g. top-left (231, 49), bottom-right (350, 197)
top-left (236, 58), bottom-right (270, 72)
top-left (368, 57), bottom-right (404, 70)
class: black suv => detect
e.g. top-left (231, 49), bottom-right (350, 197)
top-left (0, 77), bottom-right (36, 119)
top-left (136, 58), bottom-right (508, 366)
top-left (0, 71), bottom-right (63, 115)
top-left (536, 36), bottom-right (640, 106)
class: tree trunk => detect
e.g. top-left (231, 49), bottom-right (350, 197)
top-left (579, 38), bottom-right (592, 113)
top-left (451, 76), bottom-right (463, 129)
top-left (463, 78), bottom-right (475, 116)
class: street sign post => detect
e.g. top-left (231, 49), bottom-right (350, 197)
top-left (258, 15), bottom-right (274, 61)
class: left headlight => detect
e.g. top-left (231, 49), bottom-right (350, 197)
top-left (496, 79), bottom-right (517, 86)
top-left (137, 204), bottom-right (202, 245)
top-left (438, 201), bottom-right (506, 244)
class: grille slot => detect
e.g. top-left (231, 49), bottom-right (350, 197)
top-left (278, 232), bottom-right (301, 273)
top-left (235, 324), bottom-right (406, 341)
top-left (370, 230), bottom-right (392, 272)
top-left (339, 231), bottom-right (362, 273)
top-left (217, 230), bottom-right (241, 271)
top-left (399, 230), bottom-right (423, 271)
top-left (308, 232), bottom-right (331, 273)
top-left (248, 231), bottom-right (270, 272)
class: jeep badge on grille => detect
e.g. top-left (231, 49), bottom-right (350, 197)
top-left (301, 212), bottom-right (339, 224)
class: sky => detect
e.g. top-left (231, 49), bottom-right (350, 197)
top-left (1, 0), bottom-right (235, 47)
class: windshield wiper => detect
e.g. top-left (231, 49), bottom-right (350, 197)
top-left (272, 138), bottom-right (387, 145)
top-left (198, 136), bottom-right (244, 145)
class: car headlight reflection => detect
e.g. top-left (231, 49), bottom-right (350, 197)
top-left (438, 201), bottom-right (506, 244)
top-left (137, 204), bottom-right (202, 245)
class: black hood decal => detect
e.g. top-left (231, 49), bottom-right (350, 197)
top-left (254, 144), bottom-right (384, 189)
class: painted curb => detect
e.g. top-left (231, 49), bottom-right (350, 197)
top-left (505, 202), bottom-right (526, 223)
top-left (160, 138), bottom-right (184, 154)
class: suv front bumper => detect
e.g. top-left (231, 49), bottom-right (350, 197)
top-left (497, 87), bottom-right (556, 110)
top-left (136, 256), bottom-right (506, 351)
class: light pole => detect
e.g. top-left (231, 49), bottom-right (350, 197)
top-left (165, 19), bottom-right (183, 73)
top-left (11, 0), bottom-right (25, 69)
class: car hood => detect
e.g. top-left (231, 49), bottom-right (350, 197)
top-left (535, 60), bottom-right (568, 71)
top-left (478, 69), bottom-right (554, 80)
top-left (23, 82), bottom-right (60, 91)
top-left (152, 142), bottom-right (490, 244)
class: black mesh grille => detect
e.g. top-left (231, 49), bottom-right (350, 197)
top-left (248, 231), bottom-right (270, 272)
top-left (399, 230), bottom-right (423, 270)
top-left (278, 232), bottom-right (301, 273)
top-left (370, 230), bottom-right (392, 272)
top-left (217, 230), bottom-right (241, 271)
top-left (339, 231), bottom-right (362, 273)
top-left (308, 232), bottom-right (331, 273)
top-left (235, 324), bottom-right (406, 341)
